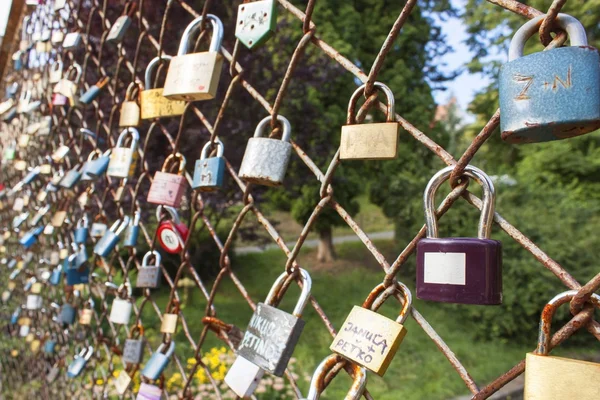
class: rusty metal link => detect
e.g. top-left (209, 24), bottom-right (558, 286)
top-left (539, 0), bottom-right (568, 46)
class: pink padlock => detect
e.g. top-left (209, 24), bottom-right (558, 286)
top-left (147, 153), bottom-right (188, 208)
top-left (52, 93), bottom-right (68, 106)
top-left (136, 382), bottom-right (162, 400)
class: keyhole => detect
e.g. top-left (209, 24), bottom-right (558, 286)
top-left (251, 24), bottom-right (255, 30)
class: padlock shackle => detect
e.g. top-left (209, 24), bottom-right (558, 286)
top-left (131, 210), bottom-right (141, 225)
top-left (161, 153), bottom-right (186, 174)
top-left (115, 127), bottom-right (140, 149)
top-left (509, 14), bottom-right (588, 61)
top-left (156, 205), bottom-right (181, 225)
top-left (145, 56), bottom-right (172, 89)
top-left (254, 115), bottom-right (292, 142)
top-left (129, 323), bottom-right (144, 338)
top-left (536, 290), bottom-right (600, 355)
top-left (264, 268), bottom-right (312, 317)
top-left (346, 81), bottom-right (396, 125)
top-left (302, 354), bottom-right (367, 400)
top-left (84, 345), bottom-right (94, 360)
top-left (77, 213), bottom-right (89, 228)
top-left (51, 59), bottom-right (63, 72)
top-left (200, 138), bottom-right (224, 160)
top-left (142, 250), bottom-right (161, 268)
top-left (362, 282), bottom-right (413, 324)
top-left (423, 165), bottom-right (495, 239)
top-left (177, 14), bottom-right (223, 56)
top-left (87, 149), bottom-right (103, 161)
top-left (125, 81), bottom-right (141, 101)
top-left (65, 63), bottom-right (82, 84)
top-left (156, 340), bottom-right (175, 357)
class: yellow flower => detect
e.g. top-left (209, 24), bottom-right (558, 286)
top-left (96, 379), bottom-right (104, 385)
top-left (112, 370), bottom-right (121, 378)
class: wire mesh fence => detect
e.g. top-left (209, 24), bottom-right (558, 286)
top-left (0, 0), bottom-right (599, 399)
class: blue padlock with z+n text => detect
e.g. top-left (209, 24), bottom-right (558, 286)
top-left (499, 14), bottom-right (600, 143)
top-left (192, 138), bottom-right (225, 191)
top-left (93, 216), bottom-right (130, 257)
top-left (141, 341), bottom-right (175, 380)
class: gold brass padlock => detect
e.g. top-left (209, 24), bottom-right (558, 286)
top-left (162, 14), bottom-right (224, 101)
top-left (140, 56), bottom-right (186, 119)
top-left (524, 290), bottom-right (600, 399)
top-left (119, 82), bottom-right (142, 127)
top-left (330, 282), bottom-right (411, 376)
top-left (340, 82), bottom-right (400, 160)
top-left (160, 302), bottom-right (180, 334)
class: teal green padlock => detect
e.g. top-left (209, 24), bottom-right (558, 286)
top-left (235, 0), bottom-right (277, 49)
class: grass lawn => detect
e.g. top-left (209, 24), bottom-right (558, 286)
top-left (136, 238), bottom-right (568, 400)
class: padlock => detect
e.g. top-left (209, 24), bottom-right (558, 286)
top-left (30, 205), bottom-right (50, 227)
top-left (499, 14), bottom-right (600, 143)
top-left (51, 29), bottom-right (65, 45)
top-left (67, 346), bottom-right (94, 378)
top-left (330, 282), bottom-right (411, 376)
top-left (46, 364), bottom-right (60, 383)
top-left (235, 0), bottom-right (277, 49)
top-left (119, 82), bottom-right (142, 127)
top-left (239, 115), bottom-right (292, 186)
top-left (109, 296), bottom-right (133, 325)
top-left (82, 149), bottom-right (111, 180)
top-left (19, 226), bottom-right (43, 248)
top-left (49, 59), bottom-right (63, 83)
top-left (524, 290), bottom-right (600, 399)
top-left (2, 106), bottom-right (17, 122)
top-left (237, 268), bottom-right (311, 376)
top-left (17, 90), bottom-right (31, 113)
top-left (26, 122), bottom-right (40, 135)
top-left (12, 51), bottom-right (23, 71)
top-left (163, 14), bottom-right (224, 101)
top-left (141, 341), bottom-right (175, 380)
top-left (107, 128), bottom-right (139, 178)
top-left (65, 252), bottom-right (89, 286)
top-left (52, 91), bottom-right (68, 106)
top-left (160, 302), bottom-right (179, 334)
top-left (0, 98), bottom-right (14, 115)
top-left (60, 303), bottom-right (76, 325)
top-left (79, 308), bottom-right (93, 325)
top-left (340, 82), bottom-right (399, 160)
top-left (54, 0), bottom-right (67, 11)
top-left (10, 308), bottom-right (20, 325)
top-left (123, 324), bottom-right (145, 365)
top-left (192, 138), bottom-right (225, 191)
top-left (93, 216), bottom-right (131, 257)
top-left (147, 153), bottom-right (188, 207)
top-left (140, 56), bottom-right (186, 119)
top-left (123, 210), bottom-right (140, 248)
top-left (38, 116), bottom-right (52, 136)
top-left (51, 210), bottom-right (67, 228)
top-left (156, 206), bottom-right (189, 254)
top-left (59, 165), bottom-right (83, 188)
top-left (136, 250), bottom-right (161, 289)
top-left (225, 356), bottom-right (265, 398)
top-left (136, 382), bottom-right (162, 399)
top-left (79, 77), bottom-right (110, 105)
top-left (26, 294), bottom-right (42, 310)
top-left (300, 354), bottom-right (367, 400)
top-left (416, 165), bottom-right (502, 305)
top-left (106, 2), bottom-right (136, 44)
top-left (18, 134), bottom-right (30, 148)
top-left (54, 63), bottom-right (82, 106)
top-left (74, 214), bottom-right (89, 244)
top-left (19, 324), bottom-right (30, 337)
top-left (49, 265), bottom-right (62, 285)
top-left (22, 166), bottom-right (41, 185)
top-left (90, 214), bottom-right (109, 238)
top-left (44, 340), bottom-right (56, 354)
top-left (62, 32), bottom-right (83, 50)
top-left (114, 370), bottom-right (133, 394)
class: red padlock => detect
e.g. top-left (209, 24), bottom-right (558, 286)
top-left (156, 206), bottom-right (189, 254)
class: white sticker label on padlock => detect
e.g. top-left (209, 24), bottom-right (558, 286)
top-left (114, 370), bottom-right (132, 395)
top-left (423, 252), bottom-right (466, 285)
top-left (160, 229), bottom-right (180, 251)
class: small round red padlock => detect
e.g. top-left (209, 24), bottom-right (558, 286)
top-left (156, 206), bottom-right (189, 254)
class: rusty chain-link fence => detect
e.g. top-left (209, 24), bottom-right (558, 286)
top-left (0, 0), bottom-right (599, 398)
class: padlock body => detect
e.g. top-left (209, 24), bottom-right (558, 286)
top-left (82, 155), bottom-right (110, 179)
top-left (67, 357), bottom-right (86, 378)
top-left (62, 32), bottom-right (82, 50)
top-left (499, 46), bottom-right (600, 143)
top-left (136, 383), bottom-right (162, 400)
top-left (330, 306), bottom-right (406, 376)
top-left (109, 298), bottom-right (132, 324)
top-left (119, 101), bottom-right (141, 127)
top-left (237, 303), bottom-right (305, 376)
top-left (141, 352), bottom-right (170, 380)
top-left (340, 122), bottom-right (399, 160)
top-left (192, 156), bottom-right (225, 191)
top-left (106, 16), bottom-right (131, 43)
top-left (107, 148), bottom-right (137, 178)
top-left (235, 0), bottom-right (277, 49)
top-left (524, 353), bottom-right (600, 399)
top-left (49, 267), bottom-right (62, 285)
top-left (60, 304), bottom-right (76, 325)
top-left (90, 222), bottom-right (108, 238)
top-left (19, 232), bottom-right (37, 248)
top-left (94, 231), bottom-right (120, 257)
top-left (157, 222), bottom-right (189, 254)
top-left (74, 227), bottom-right (88, 244)
top-left (59, 169), bottom-right (81, 188)
top-left (114, 370), bottom-right (132, 395)
top-left (225, 356), bottom-right (265, 398)
top-left (239, 137), bottom-right (292, 186)
top-left (79, 309), bottom-right (93, 325)
top-left (44, 340), bottom-right (56, 354)
top-left (163, 52), bottom-right (223, 101)
top-left (160, 313), bottom-right (178, 333)
top-left (416, 237), bottom-right (502, 305)
top-left (123, 339), bottom-right (145, 364)
top-left (123, 224), bottom-right (139, 247)
top-left (52, 93), bottom-right (68, 106)
top-left (66, 265), bottom-right (89, 285)
top-left (147, 171), bottom-right (187, 207)
top-left (136, 265), bottom-right (161, 288)
top-left (26, 294), bottom-right (42, 310)
top-left (79, 85), bottom-right (101, 105)
top-left (140, 88), bottom-right (186, 119)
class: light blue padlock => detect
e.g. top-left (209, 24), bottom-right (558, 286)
top-left (19, 226), bottom-right (43, 248)
top-left (66, 252), bottom-right (89, 286)
top-left (192, 138), bottom-right (225, 191)
top-left (10, 307), bottom-right (20, 324)
top-left (73, 245), bottom-right (88, 269)
top-left (81, 148), bottom-right (111, 180)
top-left (499, 14), bottom-right (600, 143)
top-left (141, 341), bottom-right (175, 380)
top-left (60, 303), bottom-right (76, 326)
top-left (22, 166), bottom-right (41, 185)
top-left (44, 340), bottom-right (56, 354)
top-left (59, 165), bottom-right (83, 189)
top-left (67, 346), bottom-right (93, 378)
top-left (49, 265), bottom-right (62, 286)
top-left (122, 211), bottom-right (140, 248)
top-left (79, 77), bottom-right (109, 105)
top-left (93, 216), bottom-right (130, 257)
top-left (74, 214), bottom-right (89, 244)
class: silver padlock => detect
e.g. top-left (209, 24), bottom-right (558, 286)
top-left (238, 115), bottom-right (292, 186)
top-left (122, 324), bottom-right (145, 365)
top-left (107, 283), bottom-right (133, 325)
top-left (26, 294), bottom-right (42, 310)
top-left (237, 268), bottom-right (311, 376)
top-left (141, 341), bottom-right (175, 380)
top-left (136, 250), bottom-right (161, 289)
top-left (225, 355), bottom-right (265, 398)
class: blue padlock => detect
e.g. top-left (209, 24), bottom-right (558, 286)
top-left (60, 304), bottom-right (76, 325)
top-left (49, 265), bottom-right (63, 286)
top-left (67, 346), bottom-right (94, 378)
top-left (44, 340), bottom-right (56, 354)
top-left (93, 216), bottom-right (130, 257)
top-left (141, 341), bottom-right (175, 380)
top-left (12, 51), bottom-right (22, 71)
top-left (122, 211), bottom-right (140, 248)
top-left (74, 214), bottom-right (89, 244)
top-left (499, 14), bottom-right (600, 143)
top-left (66, 252), bottom-right (89, 286)
top-left (73, 245), bottom-right (88, 269)
top-left (59, 165), bottom-right (83, 189)
top-left (22, 166), bottom-right (41, 185)
top-left (81, 149), bottom-right (111, 180)
top-left (19, 226), bottom-right (43, 248)
top-left (192, 138), bottom-right (225, 191)
top-left (79, 77), bottom-right (109, 105)
top-left (10, 308), bottom-right (20, 324)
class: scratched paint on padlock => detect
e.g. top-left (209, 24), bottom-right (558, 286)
top-left (330, 306), bottom-right (406, 376)
top-left (237, 303), bottom-right (305, 376)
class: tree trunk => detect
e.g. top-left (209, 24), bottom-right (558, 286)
top-left (317, 227), bottom-right (336, 262)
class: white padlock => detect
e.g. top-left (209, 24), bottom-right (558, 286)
top-left (224, 355), bottom-right (265, 398)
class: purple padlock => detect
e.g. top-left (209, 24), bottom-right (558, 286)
top-left (416, 165), bottom-right (502, 305)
